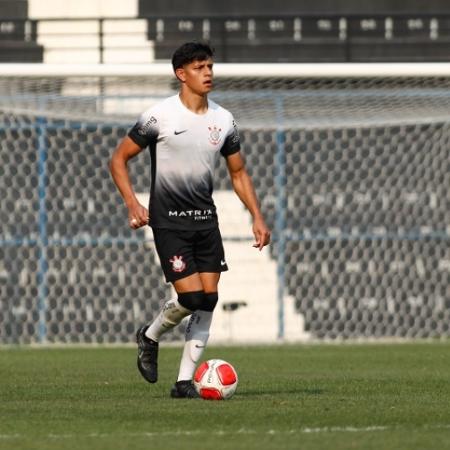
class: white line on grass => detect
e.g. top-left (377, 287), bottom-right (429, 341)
top-left (302, 426), bottom-right (389, 433)
top-left (1, 424), bottom-right (450, 440)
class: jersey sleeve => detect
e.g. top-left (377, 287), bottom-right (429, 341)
top-left (220, 114), bottom-right (241, 157)
top-left (128, 108), bottom-right (160, 148)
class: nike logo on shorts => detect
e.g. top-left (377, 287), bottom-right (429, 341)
top-left (221, 260), bottom-right (227, 266)
top-left (174, 130), bottom-right (188, 135)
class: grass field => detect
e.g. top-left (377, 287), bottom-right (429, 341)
top-left (1, 342), bottom-right (450, 450)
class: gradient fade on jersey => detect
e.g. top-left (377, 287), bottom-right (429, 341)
top-left (128, 95), bottom-right (240, 230)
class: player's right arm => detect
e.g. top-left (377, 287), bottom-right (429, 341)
top-left (109, 136), bottom-right (148, 229)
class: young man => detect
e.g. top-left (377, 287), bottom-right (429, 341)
top-left (110, 41), bottom-right (270, 398)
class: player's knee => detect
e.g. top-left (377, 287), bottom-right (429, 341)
top-left (161, 298), bottom-right (191, 327)
top-left (178, 290), bottom-right (205, 311)
top-left (177, 291), bottom-right (218, 312)
top-left (201, 292), bottom-right (218, 312)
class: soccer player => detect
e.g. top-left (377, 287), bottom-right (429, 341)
top-left (109, 41), bottom-right (270, 398)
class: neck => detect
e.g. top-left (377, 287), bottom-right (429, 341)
top-left (179, 90), bottom-right (208, 114)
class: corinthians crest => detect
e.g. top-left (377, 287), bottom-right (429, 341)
top-left (208, 125), bottom-right (222, 145)
top-left (169, 255), bottom-right (186, 273)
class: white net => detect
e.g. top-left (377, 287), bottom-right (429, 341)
top-left (0, 63), bottom-right (449, 343)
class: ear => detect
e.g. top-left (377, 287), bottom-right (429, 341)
top-left (175, 67), bottom-right (186, 82)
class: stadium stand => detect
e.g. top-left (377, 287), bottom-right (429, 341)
top-left (0, 0), bottom-right (447, 63)
top-left (0, 0), bottom-right (43, 62)
top-left (27, 0), bottom-right (154, 63)
top-left (1, 1), bottom-right (450, 343)
top-left (141, 0), bottom-right (450, 62)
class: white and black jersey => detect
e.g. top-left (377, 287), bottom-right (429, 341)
top-left (128, 95), bottom-right (240, 230)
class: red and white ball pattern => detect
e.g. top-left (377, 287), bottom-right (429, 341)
top-left (194, 359), bottom-right (238, 400)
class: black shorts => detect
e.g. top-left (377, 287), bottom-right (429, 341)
top-left (152, 227), bottom-right (229, 282)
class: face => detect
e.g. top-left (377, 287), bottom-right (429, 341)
top-left (176, 57), bottom-right (214, 95)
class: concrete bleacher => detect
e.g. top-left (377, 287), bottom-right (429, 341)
top-left (28, 0), bottom-right (154, 63)
top-left (211, 190), bottom-right (308, 343)
top-left (33, 18), bottom-right (154, 64)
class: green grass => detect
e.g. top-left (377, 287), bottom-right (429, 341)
top-left (1, 342), bottom-right (450, 450)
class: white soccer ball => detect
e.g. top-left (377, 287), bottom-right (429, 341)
top-left (193, 359), bottom-right (238, 400)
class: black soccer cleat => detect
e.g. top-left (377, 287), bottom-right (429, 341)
top-left (136, 325), bottom-right (159, 383)
top-left (170, 380), bottom-right (200, 399)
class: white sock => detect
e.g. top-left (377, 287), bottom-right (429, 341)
top-left (145, 298), bottom-right (192, 342)
top-left (177, 310), bottom-right (213, 381)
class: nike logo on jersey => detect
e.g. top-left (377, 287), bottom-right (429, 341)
top-left (174, 130), bottom-right (188, 135)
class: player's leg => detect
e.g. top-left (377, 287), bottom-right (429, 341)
top-left (170, 272), bottom-right (220, 398)
top-left (145, 275), bottom-right (204, 341)
top-left (172, 228), bottom-right (228, 397)
top-left (176, 272), bottom-right (219, 379)
top-left (136, 229), bottom-right (199, 384)
top-left (179, 227), bottom-right (228, 381)
top-left (137, 289), bottom-right (204, 382)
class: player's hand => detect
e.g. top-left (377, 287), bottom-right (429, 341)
top-left (252, 217), bottom-right (271, 251)
top-left (128, 203), bottom-right (149, 229)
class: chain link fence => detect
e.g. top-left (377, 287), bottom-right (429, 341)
top-left (1, 68), bottom-right (449, 343)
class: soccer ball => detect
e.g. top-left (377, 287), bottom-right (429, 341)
top-left (193, 359), bottom-right (238, 400)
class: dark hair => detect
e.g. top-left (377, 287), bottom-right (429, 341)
top-left (171, 41), bottom-right (214, 71)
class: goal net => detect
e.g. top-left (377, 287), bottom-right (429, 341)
top-left (1, 63), bottom-right (449, 344)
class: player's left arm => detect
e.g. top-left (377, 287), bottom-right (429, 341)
top-left (226, 151), bottom-right (271, 251)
